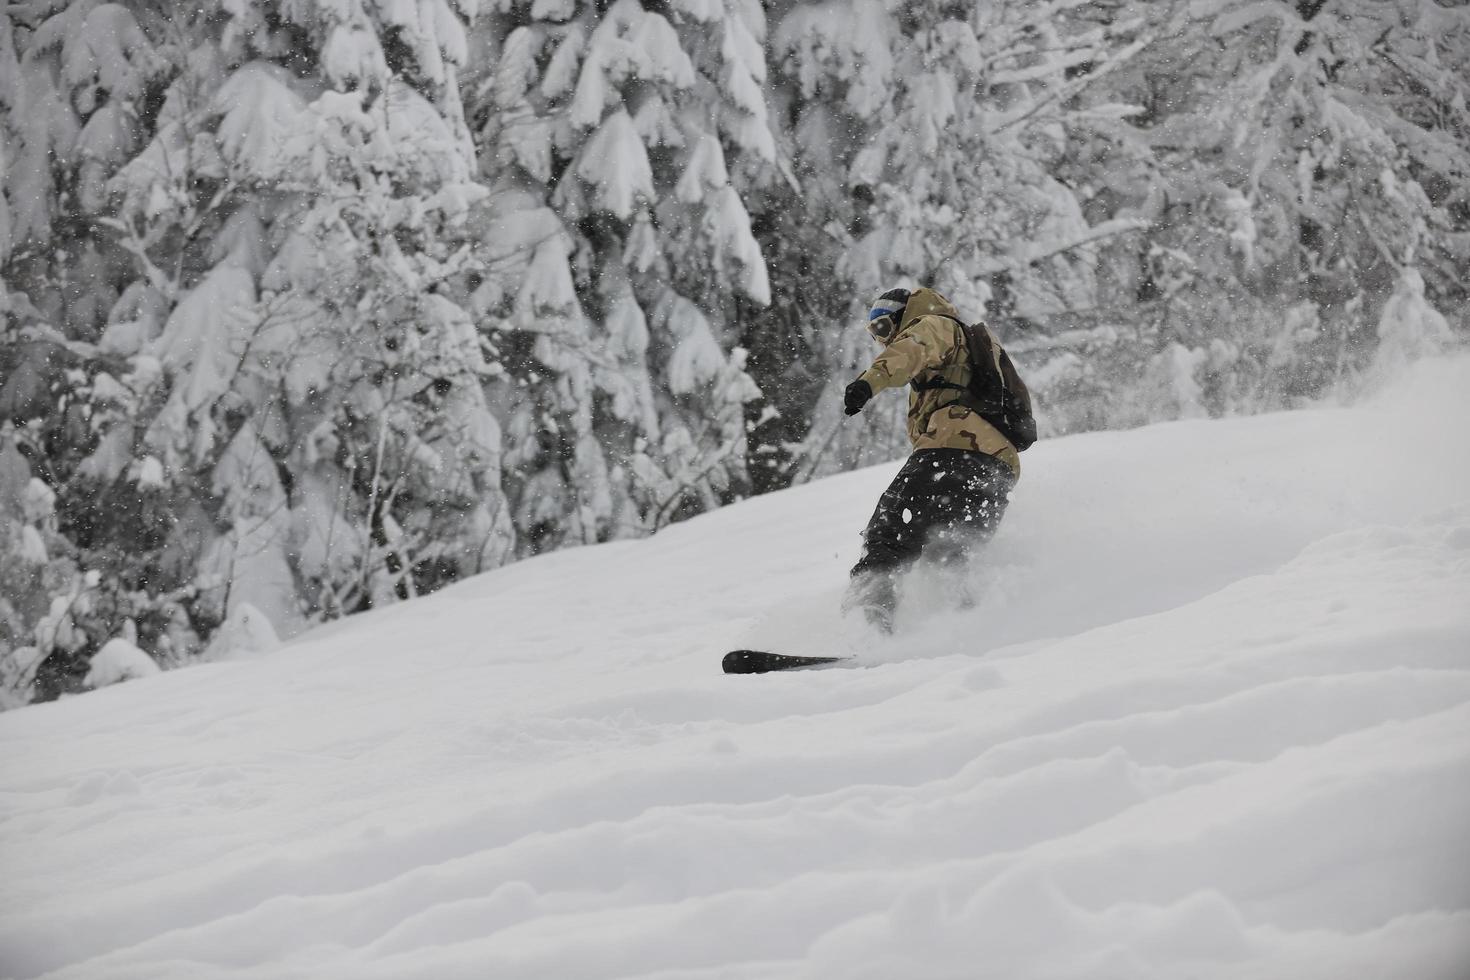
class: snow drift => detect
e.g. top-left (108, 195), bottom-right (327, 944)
top-left (2, 356), bottom-right (1469, 980)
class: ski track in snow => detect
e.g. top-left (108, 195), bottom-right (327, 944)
top-left (2, 357), bottom-right (1470, 980)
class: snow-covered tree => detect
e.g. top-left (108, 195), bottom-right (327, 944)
top-left (466, 0), bottom-right (770, 551)
top-left (2, 0), bottom-right (515, 701)
top-left (0, 2), bottom-right (204, 702)
top-left (141, 0), bottom-right (513, 621)
top-left (1077, 0), bottom-right (1470, 421)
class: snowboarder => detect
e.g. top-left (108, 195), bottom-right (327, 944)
top-left (840, 287), bottom-right (1031, 634)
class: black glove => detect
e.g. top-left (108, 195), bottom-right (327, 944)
top-left (843, 379), bottom-right (873, 416)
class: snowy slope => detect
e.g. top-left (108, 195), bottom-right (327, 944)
top-left (3, 357), bottom-right (1470, 980)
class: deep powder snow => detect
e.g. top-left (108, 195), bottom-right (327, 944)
top-left (2, 357), bottom-right (1469, 980)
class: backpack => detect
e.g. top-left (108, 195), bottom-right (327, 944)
top-left (912, 315), bottom-right (1038, 451)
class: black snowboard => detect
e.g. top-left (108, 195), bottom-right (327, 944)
top-left (722, 650), bottom-right (852, 674)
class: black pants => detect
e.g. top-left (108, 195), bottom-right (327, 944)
top-left (845, 449), bottom-right (1015, 630)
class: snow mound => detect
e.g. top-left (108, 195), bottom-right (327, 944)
top-left (201, 601), bottom-right (282, 661)
top-left (81, 638), bottom-right (161, 689)
top-left (1, 355), bottom-right (1468, 980)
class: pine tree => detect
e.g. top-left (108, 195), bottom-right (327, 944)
top-left (1, 0), bottom-right (515, 700)
top-left (0, 1), bottom-right (190, 702)
top-left (466, 0), bottom-right (770, 551)
top-left (141, 0), bottom-right (515, 620)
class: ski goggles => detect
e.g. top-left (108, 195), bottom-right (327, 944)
top-left (867, 301), bottom-right (905, 343)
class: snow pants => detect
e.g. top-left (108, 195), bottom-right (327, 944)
top-left (844, 448), bottom-right (1015, 632)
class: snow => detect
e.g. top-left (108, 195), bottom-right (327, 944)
top-left (201, 602), bottom-right (282, 662)
top-left (2, 355), bottom-right (1469, 979)
top-left (1374, 266), bottom-right (1457, 378)
top-left (576, 108), bottom-right (654, 220)
top-left (212, 63), bottom-right (307, 176)
top-left (82, 639), bottom-right (162, 690)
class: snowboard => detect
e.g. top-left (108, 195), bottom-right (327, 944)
top-left (722, 650), bottom-right (852, 674)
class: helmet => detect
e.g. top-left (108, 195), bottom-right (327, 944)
top-left (866, 287), bottom-right (910, 343)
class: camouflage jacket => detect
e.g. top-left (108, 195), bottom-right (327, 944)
top-left (858, 288), bottom-right (1021, 477)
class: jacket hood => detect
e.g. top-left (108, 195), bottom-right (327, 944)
top-left (901, 287), bottom-right (962, 328)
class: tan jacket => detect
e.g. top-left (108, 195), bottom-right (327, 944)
top-left (858, 288), bottom-right (1021, 477)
